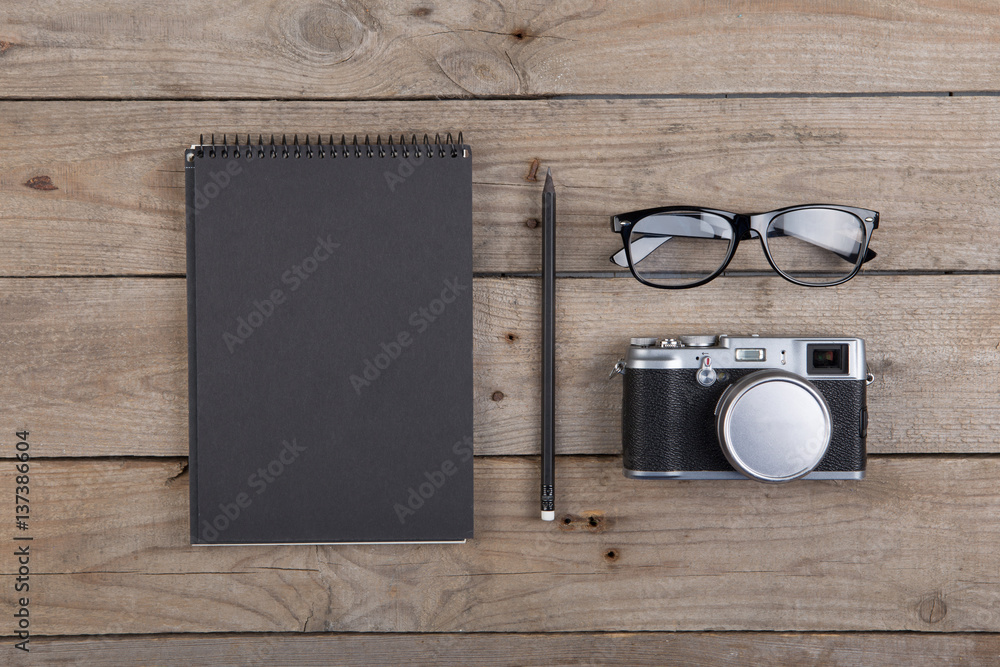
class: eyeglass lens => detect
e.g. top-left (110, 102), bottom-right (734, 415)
top-left (627, 211), bottom-right (733, 287)
top-left (764, 208), bottom-right (865, 284)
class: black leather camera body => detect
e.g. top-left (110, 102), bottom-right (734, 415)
top-left (617, 335), bottom-right (868, 483)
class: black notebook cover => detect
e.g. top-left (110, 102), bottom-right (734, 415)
top-left (186, 137), bottom-right (473, 544)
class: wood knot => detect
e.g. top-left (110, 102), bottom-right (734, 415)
top-left (557, 512), bottom-right (609, 533)
top-left (0, 41), bottom-right (12, 55)
top-left (24, 175), bottom-right (58, 191)
top-left (412, 7), bottom-right (432, 17)
top-left (505, 332), bottom-right (517, 342)
top-left (918, 594), bottom-right (947, 624)
top-left (604, 548), bottom-right (619, 562)
top-left (525, 158), bottom-right (540, 182)
top-left (436, 49), bottom-right (521, 96)
top-left (270, 2), bottom-right (369, 65)
top-left (491, 390), bottom-right (505, 402)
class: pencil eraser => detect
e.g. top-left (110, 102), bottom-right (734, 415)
top-left (541, 510), bottom-right (555, 521)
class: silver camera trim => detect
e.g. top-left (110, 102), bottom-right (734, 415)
top-left (625, 335), bottom-right (866, 381)
top-left (625, 470), bottom-right (864, 480)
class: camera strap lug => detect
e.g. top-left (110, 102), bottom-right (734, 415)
top-left (866, 364), bottom-right (875, 385)
top-left (609, 359), bottom-right (626, 379)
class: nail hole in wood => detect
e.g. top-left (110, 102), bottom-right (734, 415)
top-left (24, 175), bottom-right (58, 191)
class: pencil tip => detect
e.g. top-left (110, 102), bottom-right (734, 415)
top-left (543, 167), bottom-right (554, 192)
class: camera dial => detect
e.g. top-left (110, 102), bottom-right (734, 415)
top-left (679, 335), bottom-right (717, 347)
top-left (714, 370), bottom-right (832, 483)
top-left (630, 337), bottom-right (659, 347)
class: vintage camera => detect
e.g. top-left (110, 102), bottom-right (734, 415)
top-left (617, 335), bottom-right (869, 482)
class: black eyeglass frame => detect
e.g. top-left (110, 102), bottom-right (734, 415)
top-left (610, 204), bottom-right (879, 289)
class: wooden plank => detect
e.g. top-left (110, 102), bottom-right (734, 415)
top-left (1, 97), bottom-right (999, 275)
top-left (2, 276), bottom-right (997, 458)
top-left (2, 2), bottom-right (1000, 98)
top-left (1, 278), bottom-right (187, 457)
top-left (11, 632), bottom-right (1000, 666)
top-left (3, 456), bottom-right (1000, 634)
top-left (483, 275), bottom-right (1000, 456)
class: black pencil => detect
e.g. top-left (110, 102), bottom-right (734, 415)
top-left (541, 168), bottom-right (556, 521)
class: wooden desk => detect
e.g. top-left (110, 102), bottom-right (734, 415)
top-left (2, 2), bottom-right (999, 664)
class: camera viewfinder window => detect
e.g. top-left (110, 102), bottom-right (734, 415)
top-left (807, 344), bottom-right (850, 375)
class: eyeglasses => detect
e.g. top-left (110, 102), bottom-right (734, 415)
top-left (610, 204), bottom-right (879, 288)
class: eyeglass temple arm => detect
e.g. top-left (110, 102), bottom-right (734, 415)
top-left (610, 235), bottom-right (670, 267)
top-left (610, 225), bottom-right (732, 267)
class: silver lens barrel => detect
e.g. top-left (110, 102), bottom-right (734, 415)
top-left (715, 370), bottom-right (832, 483)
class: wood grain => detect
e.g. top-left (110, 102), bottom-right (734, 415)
top-left (1, 278), bottom-right (186, 456)
top-left (3, 276), bottom-right (997, 458)
top-left (480, 275), bottom-right (1000, 456)
top-left (2, 1), bottom-right (1000, 98)
top-left (11, 632), bottom-right (1000, 666)
top-left (3, 456), bottom-right (1000, 634)
top-left (1, 97), bottom-right (999, 275)
top-left (5, 0), bottom-right (999, 653)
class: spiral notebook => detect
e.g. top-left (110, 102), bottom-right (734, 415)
top-left (186, 134), bottom-right (474, 545)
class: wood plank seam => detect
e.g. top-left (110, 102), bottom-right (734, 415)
top-left (3, 98), bottom-right (999, 275)
top-left (4, 456), bottom-right (1000, 634)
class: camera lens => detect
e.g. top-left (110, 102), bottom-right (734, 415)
top-left (715, 370), bottom-right (832, 483)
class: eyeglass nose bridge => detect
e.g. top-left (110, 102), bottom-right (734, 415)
top-left (733, 215), bottom-right (754, 241)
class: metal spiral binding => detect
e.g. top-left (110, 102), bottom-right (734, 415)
top-left (188, 133), bottom-right (467, 161)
